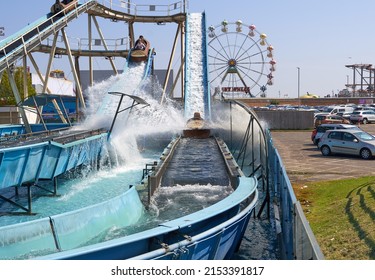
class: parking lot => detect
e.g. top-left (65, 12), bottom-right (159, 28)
top-left (270, 124), bottom-right (375, 184)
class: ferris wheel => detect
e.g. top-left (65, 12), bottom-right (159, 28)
top-left (207, 20), bottom-right (275, 98)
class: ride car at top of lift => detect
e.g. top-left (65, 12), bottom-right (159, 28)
top-left (50, 0), bottom-right (78, 15)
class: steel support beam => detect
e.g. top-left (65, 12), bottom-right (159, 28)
top-left (61, 28), bottom-right (85, 108)
top-left (6, 67), bottom-right (31, 132)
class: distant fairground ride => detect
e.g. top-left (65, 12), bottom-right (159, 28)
top-left (207, 20), bottom-right (275, 98)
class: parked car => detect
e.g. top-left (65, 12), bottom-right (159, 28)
top-left (314, 113), bottom-right (329, 126)
top-left (314, 114), bottom-right (350, 127)
top-left (311, 124), bottom-right (361, 145)
top-left (349, 110), bottom-right (375, 124)
top-left (336, 112), bottom-right (352, 121)
top-left (318, 129), bottom-right (375, 159)
top-left (329, 105), bottom-right (354, 115)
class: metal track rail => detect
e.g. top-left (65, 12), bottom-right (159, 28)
top-left (0, 0), bottom-right (97, 73)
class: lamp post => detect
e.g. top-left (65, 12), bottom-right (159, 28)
top-left (297, 67), bottom-right (300, 98)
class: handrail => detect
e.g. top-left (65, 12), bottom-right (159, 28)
top-left (0, 0), bottom-right (97, 73)
top-left (148, 136), bottom-right (180, 204)
top-left (213, 100), bottom-right (324, 259)
top-left (0, 127), bottom-right (107, 148)
top-left (100, 0), bottom-right (187, 16)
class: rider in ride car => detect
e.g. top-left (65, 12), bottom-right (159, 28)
top-left (134, 35), bottom-right (147, 50)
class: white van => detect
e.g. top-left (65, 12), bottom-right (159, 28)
top-left (329, 105), bottom-right (354, 115)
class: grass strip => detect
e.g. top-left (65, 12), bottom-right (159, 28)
top-left (294, 176), bottom-right (375, 260)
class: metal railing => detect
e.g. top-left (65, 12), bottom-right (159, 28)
top-left (211, 99), bottom-right (324, 259)
top-left (0, 0), bottom-right (97, 73)
top-left (100, 0), bottom-right (188, 16)
top-left (267, 132), bottom-right (324, 259)
top-left (44, 36), bottom-right (130, 52)
top-left (147, 136), bottom-right (180, 205)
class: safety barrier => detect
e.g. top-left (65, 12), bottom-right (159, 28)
top-left (0, 186), bottom-right (143, 260)
top-left (211, 100), bottom-right (324, 259)
top-left (148, 136), bottom-right (180, 204)
top-left (100, 0), bottom-right (187, 16)
top-left (0, 129), bottom-right (108, 214)
top-left (33, 176), bottom-right (257, 260)
top-left (267, 133), bottom-right (324, 259)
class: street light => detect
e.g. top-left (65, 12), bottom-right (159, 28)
top-left (297, 67), bottom-right (300, 98)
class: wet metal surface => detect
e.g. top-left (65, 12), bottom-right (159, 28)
top-left (161, 137), bottom-right (230, 187)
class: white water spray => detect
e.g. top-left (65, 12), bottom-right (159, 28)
top-left (76, 64), bottom-right (186, 167)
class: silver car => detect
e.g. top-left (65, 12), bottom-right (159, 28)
top-left (349, 110), bottom-right (375, 124)
top-left (318, 129), bottom-right (375, 159)
top-left (312, 124), bottom-right (361, 145)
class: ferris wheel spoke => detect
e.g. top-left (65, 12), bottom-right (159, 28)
top-left (245, 61), bottom-right (267, 65)
top-left (238, 66), bottom-right (264, 86)
top-left (236, 52), bottom-right (261, 66)
top-left (208, 44), bottom-right (230, 62)
top-left (210, 66), bottom-right (230, 84)
top-left (237, 51), bottom-right (265, 63)
top-left (235, 40), bottom-right (260, 61)
top-left (237, 65), bottom-right (261, 79)
top-left (234, 34), bottom-right (254, 61)
top-left (238, 64), bottom-right (264, 76)
top-left (209, 62), bottom-right (229, 69)
top-left (225, 32), bottom-right (234, 58)
top-left (235, 61), bottom-right (266, 69)
top-left (209, 63), bottom-right (228, 75)
top-left (208, 55), bottom-right (228, 64)
top-left (215, 35), bottom-right (232, 61)
top-left (238, 69), bottom-right (256, 83)
top-left (237, 68), bottom-right (262, 80)
top-left (233, 32), bottom-right (242, 59)
top-left (236, 61), bottom-right (265, 67)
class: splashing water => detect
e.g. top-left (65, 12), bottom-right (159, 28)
top-left (75, 63), bottom-right (186, 166)
top-left (149, 184), bottom-right (233, 224)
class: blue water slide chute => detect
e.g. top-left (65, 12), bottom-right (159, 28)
top-left (184, 12), bottom-right (211, 120)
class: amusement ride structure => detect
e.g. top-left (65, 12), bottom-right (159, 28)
top-left (207, 20), bottom-right (275, 98)
top-left (345, 64), bottom-right (375, 96)
top-left (0, 0), bottom-right (322, 260)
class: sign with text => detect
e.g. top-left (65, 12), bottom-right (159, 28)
top-left (222, 86), bottom-right (251, 94)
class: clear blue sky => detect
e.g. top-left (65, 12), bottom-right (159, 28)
top-left (2, 0), bottom-right (375, 98)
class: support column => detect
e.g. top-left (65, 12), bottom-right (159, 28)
top-left (92, 16), bottom-right (117, 74)
top-left (181, 21), bottom-right (185, 101)
top-left (161, 24), bottom-right (181, 105)
top-left (27, 185), bottom-right (32, 215)
top-left (88, 14), bottom-right (93, 87)
top-left (22, 56), bottom-right (28, 99)
top-left (128, 22), bottom-right (135, 48)
top-left (61, 28), bottom-right (86, 108)
top-left (6, 68), bottom-right (31, 132)
top-left (74, 56), bottom-right (81, 122)
top-left (28, 52), bottom-right (67, 124)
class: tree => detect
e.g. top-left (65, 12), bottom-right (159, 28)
top-left (0, 67), bottom-right (36, 106)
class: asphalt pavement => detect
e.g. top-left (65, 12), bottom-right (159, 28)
top-left (270, 124), bottom-right (375, 185)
